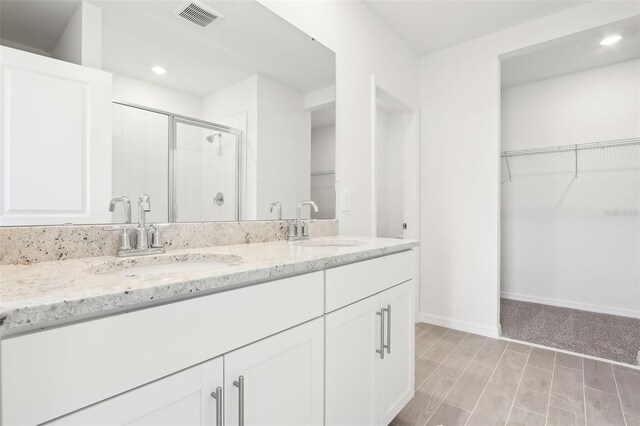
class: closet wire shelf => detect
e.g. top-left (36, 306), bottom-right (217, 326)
top-left (501, 137), bottom-right (640, 181)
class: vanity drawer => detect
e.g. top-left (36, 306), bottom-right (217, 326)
top-left (1, 272), bottom-right (323, 426)
top-left (325, 250), bottom-right (416, 312)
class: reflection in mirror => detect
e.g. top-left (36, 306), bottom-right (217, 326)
top-left (0, 0), bottom-right (336, 226)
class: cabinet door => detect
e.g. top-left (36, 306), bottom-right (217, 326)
top-left (325, 295), bottom-right (382, 426)
top-left (379, 281), bottom-right (415, 424)
top-left (46, 357), bottom-right (223, 426)
top-left (0, 46), bottom-right (112, 225)
top-left (224, 318), bottom-right (324, 426)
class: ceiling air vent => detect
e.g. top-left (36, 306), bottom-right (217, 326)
top-left (174, 1), bottom-right (223, 28)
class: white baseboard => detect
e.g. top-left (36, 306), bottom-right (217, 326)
top-left (501, 291), bottom-right (640, 319)
top-left (418, 312), bottom-right (500, 338)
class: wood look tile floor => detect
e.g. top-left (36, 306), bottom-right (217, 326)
top-left (392, 323), bottom-right (640, 426)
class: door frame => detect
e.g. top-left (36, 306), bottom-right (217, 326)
top-left (370, 76), bottom-right (421, 320)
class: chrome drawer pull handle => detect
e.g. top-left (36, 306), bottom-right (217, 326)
top-left (376, 309), bottom-right (385, 359)
top-left (384, 304), bottom-right (391, 354)
top-left (234, 375), bottom-right (245, 426)
top-left (210, 386), bottom-right (223, 426)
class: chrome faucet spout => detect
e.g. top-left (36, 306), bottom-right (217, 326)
top-left (108, 196), bottom-right (131, 223)
top-left (269, 201), bottom-right (283, 220)
top-left (295, 200), bottom-right (319, 240)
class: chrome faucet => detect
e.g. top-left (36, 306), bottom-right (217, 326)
top-left (293, 200), bottom-right (318, 241)
top-left (105, 194), bottom-right (165, 257)
top-left (108, 196), bottom-right (132, 251)
top-left (109, 196), bottom-right (131, 224)
top-left (269, 201), bottom-right (283, 220)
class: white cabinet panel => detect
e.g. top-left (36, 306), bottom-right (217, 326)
top-left (0, 46), bottom-right (112, 225)
top-left (379, 281), bottom-right (414, 424)
top-left (224, 318), bottom-right (324, 426)
top-left (325, 250), bottom-right (415, 312)
top-left (325, 295), bottom-right (381, 426)
top-left (1, 272), bottom-right (323, 426)
top-left (325, 281), bottom-right (415, 426)
top-left (46, 357), bottom-right (223, 426)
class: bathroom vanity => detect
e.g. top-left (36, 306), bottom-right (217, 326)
top-left (0, 237), bottom-right (418, 425)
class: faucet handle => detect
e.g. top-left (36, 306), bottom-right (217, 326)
top-left (149, 225), bottom-right (163, 248)
top-left (287, 222), bottom-right (297, 241)
top-left (104, 226), bottom-right (132, 251)
top-left (301, 221), bottom-right (310, 238)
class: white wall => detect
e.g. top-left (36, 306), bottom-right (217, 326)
top-left (311, 125), bottom-right (336, 219)
top-left (419, 2), bottom-right (640, 337)
top-left (502, 60), bottom-right (640, 149)
top-left (112, 73), bottom-right (204, 119)
top-left (500, 59), bottom-right (640, 318)
top-left (259, 1), bottom-right (419, 235)
top-left (52, 1), bottom-right (102, 69)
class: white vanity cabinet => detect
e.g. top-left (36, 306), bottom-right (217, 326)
top-left (46, 318), bottom-right (324, 426)
top-left (1, 249), bottom-right (417, 426)
top-left (1, 272), bottom-right (324, 425)
top-left (324, 251), bottom-right (415, 426)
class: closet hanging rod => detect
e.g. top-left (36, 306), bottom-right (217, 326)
top-left (501, 137), bottom-right (640, 158)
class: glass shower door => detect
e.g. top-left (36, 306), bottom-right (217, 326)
top-left (112, 103), bottom-right (169, 223)
top-left (172, 118), bottom-right (239, 222)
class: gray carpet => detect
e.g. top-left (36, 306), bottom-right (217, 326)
top-left (500, 298), bottom-right (640, 366)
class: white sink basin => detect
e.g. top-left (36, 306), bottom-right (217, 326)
top-left (90, 253), bottom-right (242, 277)
top-left (294, 239), bottom-right (366, 248)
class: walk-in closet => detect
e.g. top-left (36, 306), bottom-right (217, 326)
top-left (499, 17), bottom-right (640, 365)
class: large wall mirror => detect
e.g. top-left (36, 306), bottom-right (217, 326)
top-left (0, 0), bottom-right (336, 226)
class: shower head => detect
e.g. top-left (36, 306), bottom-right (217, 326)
top-left (206, 133), bottom-right (222, 143)
top-left (206, 133), bottom-right (224, 156)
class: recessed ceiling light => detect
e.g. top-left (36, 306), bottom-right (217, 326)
top-left (151, 66), bottom-right (167, 75)
top-left (600, 35), bottom-right (622, 46)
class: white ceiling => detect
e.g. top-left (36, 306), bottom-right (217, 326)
top-left (363, 0), bottom-right (588, 56)
top-left (501, 16), bottom-right (640, 87)
top-left (0, 0), bottom-right (335, 97)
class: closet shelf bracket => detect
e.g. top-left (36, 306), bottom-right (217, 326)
top-left (504, 156), bottom-right (512, 182)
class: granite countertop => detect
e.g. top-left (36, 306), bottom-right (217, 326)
top-left (0, 236), bottom-right (418, 335)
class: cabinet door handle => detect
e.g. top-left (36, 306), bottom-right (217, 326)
top-left (375, 309), bottom-right (385, 359)
top-left (233, 375), bottom-right (245, 426)
top-left (210, 386), bottom-right (223, 426)
top-left (383, 304), bottom-right (391, 354)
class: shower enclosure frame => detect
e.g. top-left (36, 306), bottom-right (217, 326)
top-left (113, 101), bottom-right (243, 222)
